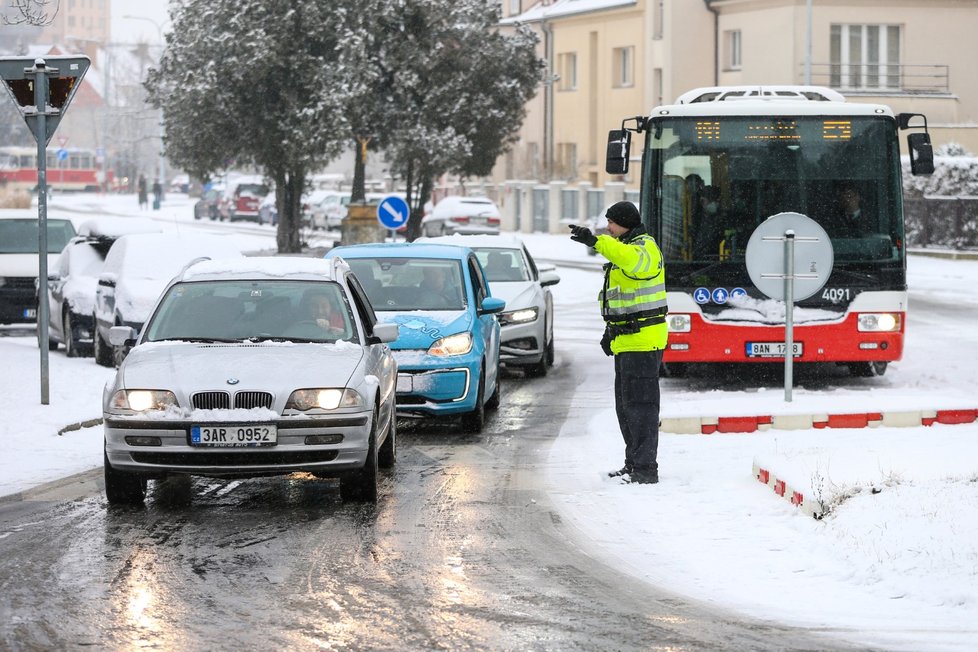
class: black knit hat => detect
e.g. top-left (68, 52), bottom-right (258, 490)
top-left (605, 201), bottom-right (641, 228)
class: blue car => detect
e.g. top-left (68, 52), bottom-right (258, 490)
top-left (325, 242), bottom-right (504, 432)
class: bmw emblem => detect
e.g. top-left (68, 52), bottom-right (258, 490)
top-left (226, 378), bottom-right (240, 385)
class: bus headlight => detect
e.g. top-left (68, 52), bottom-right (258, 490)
top-left (857, 313), bottom-right (901, 332)
top-left (668, 314), bottom-right (691, 333)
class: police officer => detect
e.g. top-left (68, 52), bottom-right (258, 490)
top-left (569, 201), bottom-right (668, 484)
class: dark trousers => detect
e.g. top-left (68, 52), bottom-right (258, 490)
top-left (614, 350), bottom-right (663, 473)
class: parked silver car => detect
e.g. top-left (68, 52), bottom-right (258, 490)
top-left (420, 234), bottom-right (559, 376)
top-left (102, 256), bottom-right (399, 505)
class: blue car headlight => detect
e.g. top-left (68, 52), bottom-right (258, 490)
top-left (428, 332), bottom-right (473, 356)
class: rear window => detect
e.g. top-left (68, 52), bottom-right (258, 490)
top-left (0, 218), bottom-right (76, 254)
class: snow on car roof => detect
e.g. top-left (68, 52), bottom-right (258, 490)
top-left (418, 233), bottom-right (524, 250)
top-left (182, 256), bottom-right (343, 281)
top-left (76, 216), bottom-right (163, 238)
top-left (327, 241), bottom-right (474, 260)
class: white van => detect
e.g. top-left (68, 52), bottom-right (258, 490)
top-left (0, 210), bottom-right (77, 324)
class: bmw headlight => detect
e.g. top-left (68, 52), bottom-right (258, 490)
top-left (500, 307), bottom-right (538, 325)
top-left (286, 388), bottom-right (365, 411)
top-left (428, 332), bottom-right (473, 356)
top-left (857, 313), bottom-right (901, 332)
top-left (110, 390), bottom-right (178, 412)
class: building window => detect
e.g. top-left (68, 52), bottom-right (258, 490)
top-left (830, 24), bottom-right (901, 90)
top-left (653, 0), bottom-right (664, 40)
top-left (725, 30), bottom-right (742, 70)
top-left (612, 46), bottom-right (634, 88)
top-left (509, 0), bottom-right (520, 15)
top-left (557, 52), bottom-right (577, 91)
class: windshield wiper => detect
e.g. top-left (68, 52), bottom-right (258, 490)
top-left (153, 337), bottom-right (241, 343)
top-left (829, 267), bottom-right (878, 283)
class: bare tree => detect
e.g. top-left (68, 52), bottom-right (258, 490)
top-left (1, 0), bottom-right (59, 26)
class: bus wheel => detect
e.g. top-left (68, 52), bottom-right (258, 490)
top-left (848, 361), bottom-right (887, 377)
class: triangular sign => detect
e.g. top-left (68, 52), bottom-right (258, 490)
top-left (0, 55), bottom-right (90, 146)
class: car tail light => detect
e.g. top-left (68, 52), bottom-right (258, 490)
top-left (450, 216), bottom-right (470, 224)
top-left (487, 217), bottom-right (500, 225)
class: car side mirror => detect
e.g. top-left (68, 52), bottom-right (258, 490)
top-left (605, 129), bottom-right (631, 175)
top-left (479, 296), bottom-right (506, 315)
top-left (370, 323), bottom-right (399, 344)
top-left (539, 270), bottom-right (560, 287)
top-left (108, 325), bottom-right (137, 347)
top-left (907, 132), bottom-right (935, 176)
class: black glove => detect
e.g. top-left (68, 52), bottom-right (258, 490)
top-left (569, 224), bottom-right (597, 247)
top-left (600, 328), bottom-right (613, 356)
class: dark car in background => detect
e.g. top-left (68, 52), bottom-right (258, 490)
top-left (193, 185), bottom-right (224, 220)
top-left (0, 210), bottom-right (77, 325)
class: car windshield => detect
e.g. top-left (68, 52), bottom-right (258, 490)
top-left (346, 257), bottom-right (465, 311)
top-left (474, 247), bottom-right (530, 282)
top-left (143, 279), bottom-right (358, 343)
top-left (0, 219), bottom-right (76, 254)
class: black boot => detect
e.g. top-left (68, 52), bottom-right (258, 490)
top-left (623, 469), bottom-right (659, 484)
top-left (607, 465), bottom-right (632, 478)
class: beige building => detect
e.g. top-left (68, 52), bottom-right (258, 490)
top-left (498, 0), bottom-right (978, 197)
top-left (37, 0), bottom-right (112, 66)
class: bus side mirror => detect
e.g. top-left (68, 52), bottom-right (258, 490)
top-left (605, 129), bottom-right (631, 175)
top-left (907, 132), bottom-right (935, 176)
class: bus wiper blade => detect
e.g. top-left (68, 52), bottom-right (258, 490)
top-left (830, 268), bottom-right (878, 283)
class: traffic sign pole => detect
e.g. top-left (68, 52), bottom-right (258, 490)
top-left (746, 212), bottom-right (833, 403)
top-left (32, 62), bottom-right (51, 405)
top-left (1, 55), bottom-right (90, 405)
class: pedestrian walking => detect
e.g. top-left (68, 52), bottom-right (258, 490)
top-left (137, 174), bottom-right (148, 210)
top-left (151, 180), bottom-right (163, 210)
top-left (569, 201), bottom-right (668, 484)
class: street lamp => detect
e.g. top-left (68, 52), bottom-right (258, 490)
top-left (122, 15), bottom-right (167, 199)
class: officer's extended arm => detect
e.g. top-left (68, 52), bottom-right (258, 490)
top-left (594, 235), bottom-right (662, 280)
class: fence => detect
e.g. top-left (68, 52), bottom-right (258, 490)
top-left (905, 196), bottom-right (978, 249)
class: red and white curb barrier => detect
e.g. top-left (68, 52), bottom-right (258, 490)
top-left (752, 461), bottom-right (828, 520)
top-left (661, 408), bottom-right (977, 434)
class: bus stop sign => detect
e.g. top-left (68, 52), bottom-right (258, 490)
top-left (0, 55), bottom-right (90, 145)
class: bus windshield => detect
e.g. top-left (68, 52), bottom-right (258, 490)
top-left (646, 115), bottom-right (905, 274)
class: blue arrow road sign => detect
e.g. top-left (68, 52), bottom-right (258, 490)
top-left (377, 195), bottom-right (409, 229)
top-left (57, 148), bottom-right (68, 161)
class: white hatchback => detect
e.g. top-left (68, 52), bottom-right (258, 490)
top-left (419, 234), bottom-right (560, 376)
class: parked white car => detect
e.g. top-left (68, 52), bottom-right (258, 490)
top-left (43, 217), bottom-right (162, 357)
top-left (93, 232), bottom-right (242, 367)
top-left (419, 234), bottom-right (559, 376)
top-left (420, 195), bottom-right (501, 236)
top-left (309, 190), bottom-right (351, 231)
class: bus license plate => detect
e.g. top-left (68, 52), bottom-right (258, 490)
top-left (191, 424), bottom-right (277, 447)
top-left (746, 342), bottom-right (803, 358)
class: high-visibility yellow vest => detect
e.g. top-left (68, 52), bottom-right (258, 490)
top-left (593, 230), bottom-right (668, 354)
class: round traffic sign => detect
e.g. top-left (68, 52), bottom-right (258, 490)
top-left (377, 195), bottom-right (409, 230)
top-left (745, 212), bottom-right (833, 301)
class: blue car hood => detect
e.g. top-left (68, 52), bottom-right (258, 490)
top-left (379, 310), bottom-right (472, 350)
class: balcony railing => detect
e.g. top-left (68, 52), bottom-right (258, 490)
top-left (807, 63), bottom-right (950, 94)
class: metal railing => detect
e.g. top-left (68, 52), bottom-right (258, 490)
top-left (808, 63), bottom-right (950, 94)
